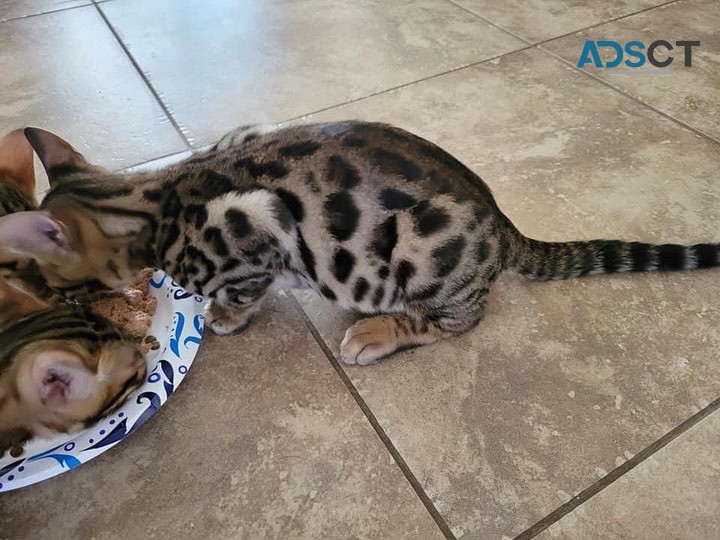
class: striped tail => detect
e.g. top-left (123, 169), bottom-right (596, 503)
top-left (511, 236), bottom-right (720, 281)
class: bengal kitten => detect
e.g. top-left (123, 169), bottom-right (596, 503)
top-left (2, 123), bottom-right (719, 366)
top-left (0, 130), bottom-right (146, 457)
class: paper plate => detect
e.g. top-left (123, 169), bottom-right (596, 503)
top-left (0, 270), bottom-right (205, 492)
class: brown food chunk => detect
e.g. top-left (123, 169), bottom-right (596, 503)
top-left (90, 269), bottom-right (157, 341)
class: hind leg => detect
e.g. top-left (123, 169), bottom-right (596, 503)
top-left (340, 314), bottom-right (450, 365)
top-left (340, 293), bottom-right (487, 365)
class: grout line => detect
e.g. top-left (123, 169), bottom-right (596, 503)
top-left (449, 0), bottom-right (683, 48)
top-left (282, 44), bottom-right (537, 124)
top-left (284, 0), bottom-right (682, 126)
top-left (120, 149), bottom-right (191, 171)
top-left (286, 293), bottom-right (456, 540)
top-left (533, 0), bottom-right (684, 48)
top-left (103, 45), bottom-right (538, 166)
top-left (447, 0), bottom-right (719, 149)
top-left (91, 1), bottom-right (192, 151)
top-left (449, 0), bottom-right (716, 148)
top-left (446, 0), bottom-right (531, 44)
top-left (0, 2), bottom-right (92, 24)
top-left (515, 395), bottom-right (720, 539)
top-left (29, 0), bottom-right (714, 535)
top-left (5, 0), bottom-right (686, 162)
top-left (539, 47), bottom-right (720, 146)
top-left (446, 0), bottom-right (720, 145)
top-left (17, 3), bottom-right (714, 535)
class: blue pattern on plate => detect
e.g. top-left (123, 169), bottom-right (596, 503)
top-left (186, 315), bottom-right (205, 347)
top-left (0, 459), bottom-right (24, 478)
top-left (85, 391), bottom-right (162, 450)
top-left (27, 442), bottom-right (82, 469)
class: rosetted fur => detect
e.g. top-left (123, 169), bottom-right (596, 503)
top-left (5, 122), bottom-right (720, 366)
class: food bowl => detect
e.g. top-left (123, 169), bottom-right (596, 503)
top-left (0, 270), bottom-right (204, 492)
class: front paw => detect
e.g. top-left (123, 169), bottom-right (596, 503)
top-left (340, 316), bottom-right (399, 366)
top-left (204, 300), bottom-right (256, 336)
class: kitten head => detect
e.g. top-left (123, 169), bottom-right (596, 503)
top-left (0, 128), bottom-right (142, 297)
top-left (0, 278), bottom-right (146, 456)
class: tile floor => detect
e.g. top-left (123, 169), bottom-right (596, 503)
top-left (1, 0), bottom-right (719, 538)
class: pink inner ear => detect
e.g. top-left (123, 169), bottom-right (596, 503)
top-left (38, 367), bottom-right (71, 403)
top-left (0, 211), bottom-right (70, 260)
top-left (31, 353), bottom-right (95, 405)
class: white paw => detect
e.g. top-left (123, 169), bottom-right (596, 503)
top-left (204, 301), bottom-right (255, 335)
top-left (340, 316), bottom-right (399, 366)
top-left (206, 316), bottom-right (243, 336)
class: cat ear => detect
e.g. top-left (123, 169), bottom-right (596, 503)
top-left (31, 351), bottom-right (96, 406)
top-left (23, 127), bottom-right (97, 185)
top-left (0, 129), bottom-right (36, 204)
top-left (0, 211), bottom-right (74, 262)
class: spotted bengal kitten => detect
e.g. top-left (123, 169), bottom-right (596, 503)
top-left (0, 129), bottom-right (146, 457)
top-left (2, 122), bottom-right (718, 366)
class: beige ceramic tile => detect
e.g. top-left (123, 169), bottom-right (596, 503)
top-left (539, 410), bottom-right (720, 539)
top-left (124, 149), bottom-right (193, 173)
top-left (98, 0), bottom-right (525, 148)
top-left (0, 0), bottom-right (88, 22)
top-left (453, 0), bottom-right (666, 43)
top-left (0, 6), bottom-right (187, 195)
top-left (0, 293), bottom-right (442, 539)
top-left (293, 48), bottom-right (720, 537)
top-left (545, 0), bottom-right (720, 140)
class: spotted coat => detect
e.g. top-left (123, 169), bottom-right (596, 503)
top-left (28, 121), bottom-right (720, 364)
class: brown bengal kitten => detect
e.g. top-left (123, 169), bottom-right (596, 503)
top-left (2, 122), bottom-right (719, 366)
top-left (0, 284), bottom-right (147, 457)
top-left (0, 130), bottom-right (146, 456)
